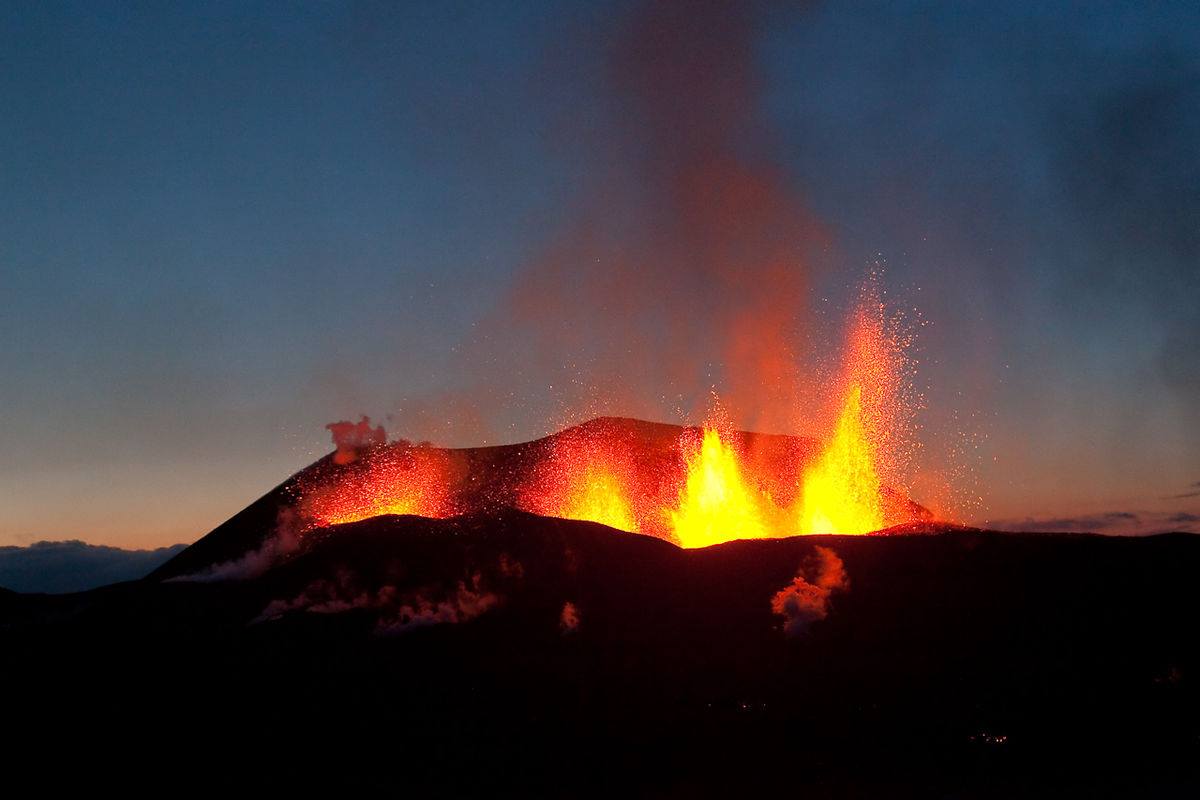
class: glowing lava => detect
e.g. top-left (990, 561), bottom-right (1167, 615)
top-left (300, 445), bottom-right (458, 527)
top-left (557, 465), bottom-right (638, 532)
top-left (798, 385), bottom-right (884, 534)
top-left (668, 427), bottom-right (769, 548)
top-left (518, 423), bottom-right (642, 532)
top-left (521, 454), bottom-right (639, 532)
top-left (797, 281), bottom-right (916, 535)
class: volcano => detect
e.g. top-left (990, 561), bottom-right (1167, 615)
top-left (3, 419), bottom-right (1198, 795)
top-left (150, 416), bottom-right (931, 582)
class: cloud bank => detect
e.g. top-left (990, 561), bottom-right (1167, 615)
top-left (0, 540), bottom-right (187, 593)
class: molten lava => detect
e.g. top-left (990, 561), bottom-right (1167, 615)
top-left (558, 465), bottom-right (639, 532)
top-left (518, 424), bottom-right (642, 532)
top-left (668, 427), bottom-right (769, 548)
top-left (797, 281), bottom-right (916, 534)
top-left (300, 445), bottom-right (458, 527)
top-left (798, 385), bottom-right (884, 534)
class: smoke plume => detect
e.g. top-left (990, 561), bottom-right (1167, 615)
top-left (169, 508), bottom-right (304, 583)
top-left (377, 575), bottom-right (500, 634)
top-left (771, 545), bottom-right (849, 636)
top-left (399, 0), bottom-right (821, 441)
top-left (559, 600), bottom-right (581, 634)
top-left (326, 416), bottom-right (388, 464)
top-left (253, 561), bottom-right (516, 634)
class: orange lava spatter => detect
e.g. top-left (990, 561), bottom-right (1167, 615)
top-left (518, 425), bottom-right (642, 532)
top-left (559, 464), bottom-right (639, 532)
top-left (668, 426), bottom-right (770, 548)
top-left (300, 445), bottom-right (458, 527)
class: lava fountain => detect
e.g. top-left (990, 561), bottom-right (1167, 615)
top-left (519, 424), bottom-right (642, 533)
top-left (668, 426), bottom-right (770, 547)
top-left (798, 282), bottom-right (916, 534)
top-left (798, 385), bottom-right (884, 534)
top-left (299, 443), bottom-right (460, 527)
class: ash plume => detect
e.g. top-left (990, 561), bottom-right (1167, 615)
top-left (326, 416), bottom-right (387, 465)
top-left (168, 508), bottom-right (304, 583)
top-left (397, 0), bottom-right (821, 440)
top-left (771, 545), bottom-right (848, 636)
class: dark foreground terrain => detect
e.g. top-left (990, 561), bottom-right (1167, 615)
top-left (3, 511), bottom-right (1198, 796)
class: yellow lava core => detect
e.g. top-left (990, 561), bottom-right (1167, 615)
top-left (557, 464), bottom-right (639, 532)
top-left (798, 384), bottom-right (884, 535)
top-left (669, 427), bottom-right (767, 548)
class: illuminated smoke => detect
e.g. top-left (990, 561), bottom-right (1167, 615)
top-left (326, 416), bottom-right (387, 465)
top-left (770, 546), bottom-right (849, 636)
top-left (560, 601), bottom-right (581, 633)
top-left (393, 0), bottom-right (822, 441)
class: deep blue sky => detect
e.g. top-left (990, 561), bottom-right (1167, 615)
top-left (2, 1), bottom-right (1197, 547)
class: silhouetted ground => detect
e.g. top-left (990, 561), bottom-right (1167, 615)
top-left (3, 510), bottom-right (1197, 796)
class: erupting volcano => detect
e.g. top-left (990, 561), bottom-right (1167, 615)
top-left (273, 284), bottom-right (930, 550)
top-left (5, 0), bottom-right (1195, 793)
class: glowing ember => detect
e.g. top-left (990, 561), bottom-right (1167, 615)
top-left (798, 385), bottom-right (884, 534)
top-left (300, 445), bottom-right (458, 527)
top-left (668, 427), bottom-right (769, 548)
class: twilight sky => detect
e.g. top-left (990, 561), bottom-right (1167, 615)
top-left (2, 0), bottom-right (1197, 548)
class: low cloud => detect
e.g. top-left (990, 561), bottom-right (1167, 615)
top-left (771, 546), bottom-right (849, 637)
top-left (0, 540), bottom-right (186, 593)
top-left (992, 510), bottom-right (1200, 535)
top-left (1163, 481), bottom-right (1200, 500)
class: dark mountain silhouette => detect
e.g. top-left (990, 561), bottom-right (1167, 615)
top-left (3, 507), bottom-right (1198, 794)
